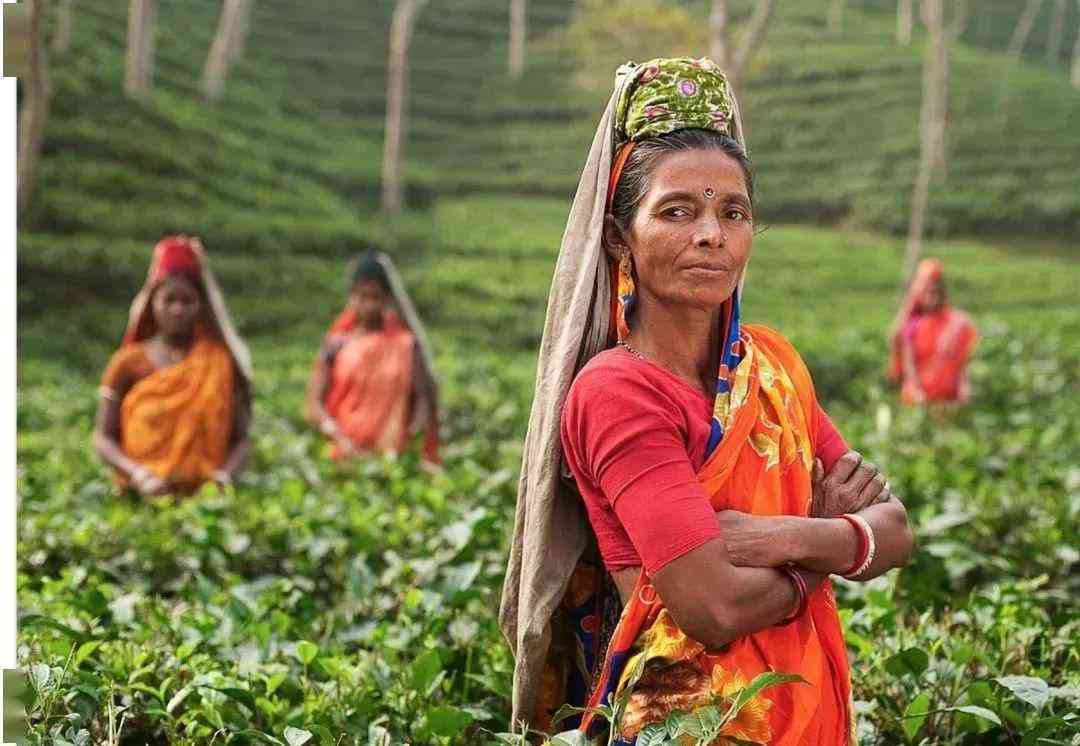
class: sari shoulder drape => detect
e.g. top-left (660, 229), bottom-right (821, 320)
top-left (574, 325), bottom-right (852, 746)
top-left (119, 334), bottom-right (236, 492)
top-left (324, 327), bottom-right (417, 459)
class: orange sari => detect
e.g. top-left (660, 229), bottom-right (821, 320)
top-left (323, 323), bottom-right (418, 460)
top-left (120, 334), bottom-right (236, 492)
top-left (576, 325), bottom-right (853, 745)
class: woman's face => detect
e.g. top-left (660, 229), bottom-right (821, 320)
top-left (151, 274), bottom-right (202, 336)
top-left (921, 277), bottom-right (946, 311)
top-left (611, 148), bottom-right (753, 313)
top-left (350, 279), bottom-right (388, 327)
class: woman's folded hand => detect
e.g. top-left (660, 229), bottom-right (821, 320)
top-left (811, 451), bottom-right (892, 518)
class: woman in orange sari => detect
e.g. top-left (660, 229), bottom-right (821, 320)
top-left (306, 252), bottom-right (440, 467)
top-left (888, 258), bottom-right (978, 406)
top-left (93, 235), bottom-right (252, 496)
top-left (500, 59), bottom-right (914, 745)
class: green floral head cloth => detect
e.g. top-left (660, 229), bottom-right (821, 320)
top-left (613, 57), bottom-right (737, 147)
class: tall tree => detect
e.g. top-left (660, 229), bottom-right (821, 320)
top-left (1073, 0), bottom-right (1080, 87)
top-left (903, 0), bottom-right (948, 281)
top-left (124, 0), bottom-right (157, 97)
top-left (202, 0), bottom-right (254, 101)
top-left (1006, 0), bottom-right (1045, 62)
top-left (1046, 0), bottom-right (1067, 64)
top-left (828, 0), bottom-right (845, 34)
top-left (897, 0), bottom-right (914, 45)
top-left (18, 0), bottom-right (51, 216)
top-left (728, 0), bottom-right (776, 86)
top-left (709, 0), bottom-right (729, 67)
top-left (52, 0), bottom-right (76, 55)
top-left (508, 0), bottom-right (526, 79)
top-left (382, 0), bottom-right (426, 214)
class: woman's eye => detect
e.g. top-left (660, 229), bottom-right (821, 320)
top-left (664, 207), bottom-right (690, 218)
top-left (725, 209), bottom-right (748, 221)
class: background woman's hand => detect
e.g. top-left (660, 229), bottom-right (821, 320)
top-left (335, 434), bottom-right (359, 458)
top-left (132, 466), bottom-right (168, 496)
top-left (811, 451), bottom-right (891, 518)
top-left (716, 510), bottom-right (795, 568)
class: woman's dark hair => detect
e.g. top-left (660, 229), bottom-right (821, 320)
top-left (609, 129), bottom-right (753, 230)
top-left (351, 252), bottom-right (391, 292)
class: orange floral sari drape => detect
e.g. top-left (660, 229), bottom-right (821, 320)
top-left (574, 325), bottom-right (853, 745)
top-left (120, 334), bottom-right (236, 492)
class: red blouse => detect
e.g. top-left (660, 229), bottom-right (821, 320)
top-left (561, 347), bottom-right (848, 575)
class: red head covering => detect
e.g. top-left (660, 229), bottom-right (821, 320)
top-left (150, 235), bottom-right (203, 286)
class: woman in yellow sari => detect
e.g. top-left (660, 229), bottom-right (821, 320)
top-left (93, 235), bottom-right (253, 496)
top-left (500, 59), bottom-right (914, 745)
top-left (306, 252), bottom-right (441, 467)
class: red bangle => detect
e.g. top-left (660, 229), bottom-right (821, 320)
top-left (839, 514), bottom-right (869, 576)
top-left (779, 565), bottom-right (808, 624)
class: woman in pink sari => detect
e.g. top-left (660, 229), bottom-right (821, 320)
top-left (888, 259), bottom-right (978, 405)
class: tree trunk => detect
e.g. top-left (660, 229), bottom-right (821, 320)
top-left (1006, 0), bottom-right (1044, 62)
top-left (382, 0), bottom-right (425, 214)
top-left (709, 0), bottom-right (729, 68)
top-left (897, 0), bottom-right (913, 45)
top-left (904, 0), bottom-right (947, 281)
top-left (828, 0), bottom-right (845, 34)
top-left (52, 0), bottom-right (76, 55)
top-left (1046, 0), bottom-right (1067, 64)
top-left (124, 0), bottom-right (157, 97)
top-left (508, 0), bottom-right (525, 79)
top-left (18, 0), bottom-right (51, 217)
top-left (1072, 0), bottom-right (1080, 87)
top-left (949, 0), bottom-right (968, 38)
top-left (202, 0), bottom-right (253, 101)
top-left (730, 0), bottom-right (776, 86)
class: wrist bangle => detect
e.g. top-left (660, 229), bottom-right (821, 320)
top-left (212, 469), bottom-right (232, 485)
top-left (841, 513), bottom-right (876, 579)
top-left (839, 514), bottom-right (869, 576)
top-left (321, 418), bottom-right (338, 437)
top-left (779, 565), bottom-right (808, 625)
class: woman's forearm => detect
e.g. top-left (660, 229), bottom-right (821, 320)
top-left (654, 544), bottom-right (824, 650)
top-left (784, 498), bottom-right (913, 577)
top-left (220, 438), bottom-right (250, 480)
top-left (92, 431), bottom-right (141, 478)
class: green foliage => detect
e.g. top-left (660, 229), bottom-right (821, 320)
top-left (563, 0), bottom-right (704, 91)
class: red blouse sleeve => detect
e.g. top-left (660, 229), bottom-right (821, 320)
top-left (562, 369), bottom-right (722, 576)
top-left (812, 402), bottom-right (848, 472)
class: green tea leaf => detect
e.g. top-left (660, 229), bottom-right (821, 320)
top-left (409, 649), bottom-right (442, 691)
top-left (995, 676), bottom-right (1050, 712)
top-left (73, 641), bottom-right (101, 669)
top-left (902, 691), bottom-right (931, 743)
top-left (546, 730), bottom-right (589, 746)
top-left (283, 726), bottom-right (312, 746)
top-left (725, 672), bottom-right (805, 724)
top-left (949, 705), bottom-right (1001, 725)
top-left (420, 704), bottom-right (474, 738)
top-left (294, 640), bottom-right (319, 666)
top-left (885, 647), bottom-right (930, 679)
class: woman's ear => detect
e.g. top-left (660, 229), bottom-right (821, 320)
top-left (602, 214), bottom-right (629, 262)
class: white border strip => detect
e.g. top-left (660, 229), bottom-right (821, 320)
top-left (2, 2), bottom-right (20, 743)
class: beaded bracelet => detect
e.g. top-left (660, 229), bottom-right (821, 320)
top-left (841, 513), bottom-right (876, 579)
top-left (779, 565), bottom-right (809, 624)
